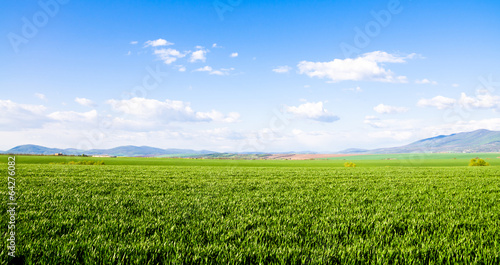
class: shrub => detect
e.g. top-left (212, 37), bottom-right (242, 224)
top-left (344, 162), bottom-right (356, 167)
top-left (469, 158), bottom-right (489, 166)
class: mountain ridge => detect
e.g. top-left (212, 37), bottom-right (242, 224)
top-left (338, 129), bottom-right (500, 154)
top-left (3, 129), bottom-right (500, 156)
top-left (2, 144), bottom-right (216, 157)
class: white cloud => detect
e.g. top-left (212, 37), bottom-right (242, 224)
top-left (452, 83), bottom-right (460, 87)
top-left (106, 97), bottom-right (239, 123)
top-left (286, 129), bottom-right (346, 149)
top-left (417, 91), bottom-right (500, 110)
top-left (107, 98), bottom-right (193, 118)
top-left (343, 86), bottom-right (362, 92)
top-left (272, 65), bottom-right (292, 74)
top-left (0, 100), bottom-right (47, 129)
top-left (459, 92), bottom-right (500, 109)
top-left (176, 65), bottom-right (186, 72)
top-left (212, 43), bottom-right (220, 48)
top-left (367, 130), bottom-right (414, 141)
top-left (364, 116), bottom-right (386, 128)
top-left (210, 70), bottom-right (225, 76)
top-left (130, 41), bottom-right (138, 45)
top-left (415, 78), bottom-right (438, 85)
top-left (423, 118), bottom-right (500, 135)
top-left (195, 111), bottom-right (240, 123)
top-left (0, 100), bottom-right (46, 115)
top-left (194, 66), bottom-right (233, 76)
top-left (75, 97), bottom-right (96, 107)
top-left (48, 110), bottom-right (98, 123)
top-left (363, 51), bottom-right (418, 63)
top-left (230, 52), bottom-right (238, 58)
top-left (189, 49), bottom-right (207, 63)
top-left (144, 39), bottom-right (174, 47)
top-left (109, 117), bottom-right (157, 131)
top-left (35, 93), bottom-right (46, 100)
top-left (285, 101), bottom-right (339, 122)
top-left (362, 116), bottom-right (421, 143)
top-left (215, 68), bottom-right (235, 75)
top-left (297, 51), bottom-right (414, 83)
top-left (153, 48), bottom-right (186, 64)
top-left (417, 96), bottom-right (456, 109)
top-left (364, 116), bottom-right (418, 130)
top-left (198, 128), bottom-right (245, 141)
top-left (126, 51), bottom-right (131, 56)
top-left (373, 103), bottom-right (409, 114)
top-left (195, 66), bottom-right (213, 72)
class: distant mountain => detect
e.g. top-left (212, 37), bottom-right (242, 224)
top-left (341, 129), bottom-right (500, 154)
top-left (5, 129), bottom-right (500, 157)
top-left (6, 145), bottom-right (65, 155)
top-left (2, 144), bottom-right (217, 157)
top-left (336, 148), bottom-right (370, 154)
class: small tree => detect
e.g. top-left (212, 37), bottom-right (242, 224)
top-left (469, 158), bottom-right (489, 166)
top-left (344, 162), bottom-right (356, 167)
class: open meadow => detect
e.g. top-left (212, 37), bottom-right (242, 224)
top-left (4, 0), bottom-right (500, 263)
top-left (1, 155), bottom-right (500, 264)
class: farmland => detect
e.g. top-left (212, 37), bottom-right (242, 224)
top-left (6, 152), bottom-right (500, 167)
top-left (1, 155), bottom-right (500, 264)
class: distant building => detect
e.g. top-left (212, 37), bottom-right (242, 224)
top-left (54, 153), bottom-right (63, 156)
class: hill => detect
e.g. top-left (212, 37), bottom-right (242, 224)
top-left (340, 129), bottom-right (500, 154)
top-left (4, 129), bottom-right (500, 157)
top-left (2, 144), bottom-right (216, 157)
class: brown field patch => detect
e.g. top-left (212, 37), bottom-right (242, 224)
top-left (266, 154), bottom-right (362, 160)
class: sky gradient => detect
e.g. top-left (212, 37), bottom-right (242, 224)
top-left (1, 0), bottom-right (500, 152)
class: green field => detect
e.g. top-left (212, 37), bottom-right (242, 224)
top-left (2, 155), bottom-right (500, 264)
top-left (5, 153), bottom-right (500, 167)
top-left (325, 153), bottom-right (500, 167)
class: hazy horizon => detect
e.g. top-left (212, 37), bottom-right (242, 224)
top-left (3, 128), bottom-right (498, 154)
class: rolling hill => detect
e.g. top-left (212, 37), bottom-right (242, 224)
top-left (3, 129), bottom-right (500, 157)
top-left (2, 144), bottom-right (216, 157)
top-left (340, 129), bottom-right (500, 154)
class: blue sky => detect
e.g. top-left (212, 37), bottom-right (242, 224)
top-left (1, 0), bottom-right (500, 152)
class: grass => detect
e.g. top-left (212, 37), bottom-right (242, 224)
top-left (1, 156), bottom-right (500, 264)
top-left (325, 153), bottom-right (500, 167)
top-left (1, 153), bottom-right (500, 167)
top-left (325, 152), bottom-right (500, 161)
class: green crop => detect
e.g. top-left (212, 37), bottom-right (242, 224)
top-left (1, 162), bottom-right (499, 264)
top-left (3, 153), bottom-right (499, 167)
